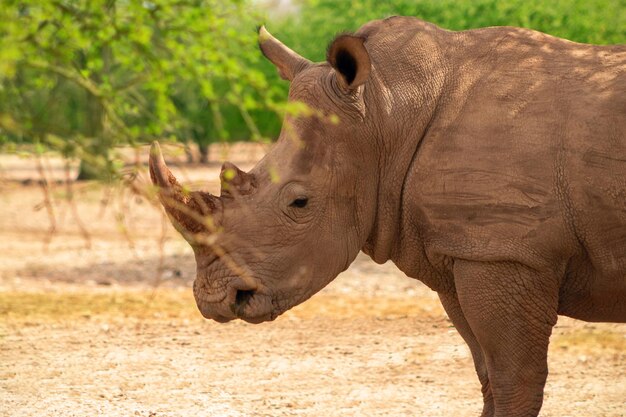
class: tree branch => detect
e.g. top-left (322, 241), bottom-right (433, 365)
top-left (24, 60), bottom-right (102, 97)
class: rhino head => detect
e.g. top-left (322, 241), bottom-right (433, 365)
top-left (150, 27), bottom-right (385, 323)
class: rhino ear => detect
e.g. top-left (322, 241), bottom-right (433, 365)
top-left (259, 26), bottom-right (312, 81)
top-left (327, 34), bottom-right (371, 91)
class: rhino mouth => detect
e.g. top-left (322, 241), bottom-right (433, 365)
top-left (194, 275), bottom-right (277, 323)
top-left (229, 289), bottom-right (276, 324)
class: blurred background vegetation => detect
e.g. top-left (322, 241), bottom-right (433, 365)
top-left (0, 0), bottom-right (624, 179)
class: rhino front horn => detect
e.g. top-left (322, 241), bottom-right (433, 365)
top-left (149, 141), bottom-right (222, 236)
top-left (149, 141), bottom-right (178, 189)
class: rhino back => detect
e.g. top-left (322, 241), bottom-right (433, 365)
top-left (399, 24), bottom-right (626, 275)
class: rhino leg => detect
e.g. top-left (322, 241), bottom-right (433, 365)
top-left (439, 292), bottom-right (495, 417)
top-left (453, 261), bottom-right (559, 417)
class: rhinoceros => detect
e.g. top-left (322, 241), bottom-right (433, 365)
top-left (149, 16), bottom-right (626, 417)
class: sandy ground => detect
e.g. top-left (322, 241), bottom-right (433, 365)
top-left (0, 144), bottom-right (625, 417)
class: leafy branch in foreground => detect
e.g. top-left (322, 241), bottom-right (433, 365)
top-left (0, 0), bottom-right (276, 179)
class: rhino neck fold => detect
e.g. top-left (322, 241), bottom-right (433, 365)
top-left (361, 26), bottom-right (450, 265)
top-left (362, 112), bottom-right (437, 265)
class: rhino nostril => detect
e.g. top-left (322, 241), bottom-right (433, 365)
top-left (236, 289), bottom-right (255, 305)
top-left (231, 289), bottom-right (255, 317)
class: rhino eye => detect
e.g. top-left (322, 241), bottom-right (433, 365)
top-left (290, 197), bottom-right (308, 208)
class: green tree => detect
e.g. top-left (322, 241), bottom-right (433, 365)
top-left (0, 0), bottom-right (273, 178)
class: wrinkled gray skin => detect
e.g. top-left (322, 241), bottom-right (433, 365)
top-left (150, 17), bottom-right (626, 417)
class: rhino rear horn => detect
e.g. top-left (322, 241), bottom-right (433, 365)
top-left (259, 26), bottom-right (312, 81)
top-left (149, 142), bottom-right (222, 236)
top-left (220, 161), bottom-right (256, 196)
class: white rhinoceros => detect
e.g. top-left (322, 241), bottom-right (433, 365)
top-left (150, 17), bottom-right (626, 417)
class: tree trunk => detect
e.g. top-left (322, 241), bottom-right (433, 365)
top-left (76, 1), bottom-right (114, 181)
top-left (76, 99), bottom-right (107, 180)
top-left (76, 91), bottom-right (108, 181)
top-left (199, 143), bottom-right (209, 164)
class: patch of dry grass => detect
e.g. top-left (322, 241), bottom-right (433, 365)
top-left (0, 289), bottom-right (198, 323)
top-left (553, 328), bottom-right (626, 354)
top-left (0, 288), bottom-right (445, 325)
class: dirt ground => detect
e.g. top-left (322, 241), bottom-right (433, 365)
top-left (0, 144), bottom-right (624, 417)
